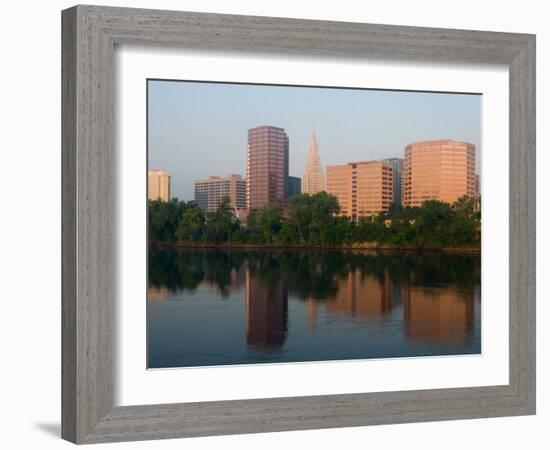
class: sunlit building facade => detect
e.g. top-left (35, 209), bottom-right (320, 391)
top-left (194, 174), bottom-right (247, 213)
top-left (402, 140), bottom-right (476, 207)
top-left (247, 126), bottom-right (289, 211)
top-left (148, 169), bottom-right (171, 202)
top-left (302, 131), bottom-right (325, 194)
top-left (326, 160), bottom-right (393, 220)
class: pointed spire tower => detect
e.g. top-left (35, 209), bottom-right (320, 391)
top-left (302, 130), bottom-right (325, 194)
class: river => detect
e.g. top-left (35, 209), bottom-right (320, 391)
top-left (147, 248), bottom-right (481, 368)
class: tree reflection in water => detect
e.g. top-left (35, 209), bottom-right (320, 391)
top-left (148, 249), bottom-right (481, 359)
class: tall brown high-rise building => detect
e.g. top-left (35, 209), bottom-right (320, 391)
top-left (326, 160), bottom-right (393, 220)
top-left (246, 126), bottom-right (289, 211)
top-left (402, 140), bottom-right (476, 207)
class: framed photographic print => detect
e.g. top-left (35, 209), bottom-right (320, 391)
top-left (62, 4), bottom-right (536, 444)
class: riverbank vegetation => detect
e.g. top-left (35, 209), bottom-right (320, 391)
top-left (148, 192), bottom-right (480, 249)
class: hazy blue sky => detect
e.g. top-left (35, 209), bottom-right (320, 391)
top-left (148, 80), bottom-right (481, 201)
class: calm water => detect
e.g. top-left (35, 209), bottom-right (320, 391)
top-left (147, 249), bottom-right (481, 368)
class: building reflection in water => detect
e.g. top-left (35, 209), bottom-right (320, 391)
top-left (147, 249), bottom-right (481, 366)
top-left (245, 270), bottom-right (288, 349)
top-left (403, 285), bottom-right (474, 345)
top-left (304, 269), bottom-right (475, 347)
top-left (204, 264), bottom-right (247, 293)
top-left (324, 270), bottom-right (393, 319)
top-left (148, 285), bottom-right (168, 301)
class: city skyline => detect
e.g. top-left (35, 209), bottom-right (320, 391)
top-left (148, 80), bottom-right (481, 201)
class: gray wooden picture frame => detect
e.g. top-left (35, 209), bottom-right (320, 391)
top-left (61, 4), bottom-right (536, 444)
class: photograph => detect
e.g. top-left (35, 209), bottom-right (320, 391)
top-left (2, 0), bottom-right (541, 446)
top-left (146, 79), bottom-right (482, 369)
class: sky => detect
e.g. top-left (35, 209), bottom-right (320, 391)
top-left (148, 80), bottom-right (481, 201)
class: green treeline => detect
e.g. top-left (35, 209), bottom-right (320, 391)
top-left (148, 192), bottom-right (480, 248)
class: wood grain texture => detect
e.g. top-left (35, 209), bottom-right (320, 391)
top-left (508, 36), bottom-right (536, 409)
top-left (61, 4), bottom-right (536, 444)
top-left (61, 6), bottom-right (77, 443)
top-left (62, 5), bottom-right (114, 443)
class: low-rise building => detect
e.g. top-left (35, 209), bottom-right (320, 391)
top-left (194, 174), bottom-right (247, 213)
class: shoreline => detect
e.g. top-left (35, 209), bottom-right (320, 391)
top-left (149, 241), bottom-right (481, 254)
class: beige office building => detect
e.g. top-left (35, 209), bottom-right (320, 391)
top-left (194, 174), bottom-right (247, 213)
top-left (148, 169), bottom-right (171, 202)
top-left (326, 161), bottom-right (393, 220)
top-left (402, 140), bottom-right (476, 207)
top-left (302, 131), bottom-right (325, 194)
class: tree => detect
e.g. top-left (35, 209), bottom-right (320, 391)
top-left (354, 216), bottom-right (387, 243)
top-left (387, 217), bottom-right (415, 245)
top-left (452, 195), bottom-right (477, 221)
top-left (449, 195), bottom-right (479, 245)
top-left (287, 192), bottom-right (340, 243)
top-left (275, 220), bottom-right (300, 244)
top-left (242, 210), bottom-right (265, 243)
top-left (256, 204), bottom-right (283, 243)
top-left (448, 216), bottom-right (477, 246)
top-left (415, 200), bottom-right (453, 245)
top-left (387, 201), bottom-right (404, 218)
top-left (320, 215), bottom-right (354, 245)
top-left (176, 205), bottom-right (205, 242)
top-left (287, 194), bottom-right (313, 242)
top-left (148, 199), bottom-right (185, 242)
top-left (147, 192), bottom-right (481, 248)
top-left (204, 197), bottom-right (236, 243)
